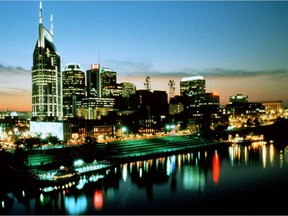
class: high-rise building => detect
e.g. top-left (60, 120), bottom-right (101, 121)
top-left (31, 0), bottom-right (62, 120)
top-left (101, 67), bottom-right (117, 87)
top-left (101, 67), bottom-right (117, 97)
top-left (86, 64), bottom-right (101, 98)
top-left (62, 64), bottom-right (85, 120)
top-left (180, 76), bottom-right (206, 96)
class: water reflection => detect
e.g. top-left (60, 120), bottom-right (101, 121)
top-left (93, 190), bottom-right (103, 210)
top-left (212, 151), bottom-right (220, 185)
top-left (270, 144), bottom-right (274, 166)
top-left (3, 142), bottom-right (288, 214)
top-left (228, 143), bottom-right (285, 169)
top-left (65, 194), bottom-right (87, 215)
top-left (182, 166), bottom-right (205, 191)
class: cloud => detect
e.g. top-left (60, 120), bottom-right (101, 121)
top-left (106, 59), bottom-right (155, 75)
top-left (158, 68), bottom-right (288, 79)
top-left (197, 68), bottom-right (288, 79)
top-left (0, 87), bottom-right (31, 95)
top-left (111, 61), bottom-right (288, 80)
top-left (0, 64), bottom-right (30, 76)
top-left (0, 64), bottom-right (31, 98)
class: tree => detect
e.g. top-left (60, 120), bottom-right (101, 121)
top-left (47, 136), bottom-right (60, 145)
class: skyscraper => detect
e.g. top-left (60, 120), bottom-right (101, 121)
top-left (86, 64), bottom-right (101, 98)
top-left (31, 0), bottom-right (62, 120)
top-left (62, 64), bottom-right (85, 120)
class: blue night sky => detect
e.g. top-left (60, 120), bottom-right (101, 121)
top-left (1, 0), bottom-right (288, 111)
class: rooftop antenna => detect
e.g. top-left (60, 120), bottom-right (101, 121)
top-left (144, 76), bottom-right (151, 91)
top-left (39, 0), bottom-right (43, 24)
top-left (50, 14), bottom-right (54, 35)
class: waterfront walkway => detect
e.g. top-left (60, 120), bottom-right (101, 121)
top-left (24, 134), bottom-right (223, 167)
top-left (97, 134), bottom-right (222, 161)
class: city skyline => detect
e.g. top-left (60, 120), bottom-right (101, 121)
top-left (1, 0), bottom-right (288, 111)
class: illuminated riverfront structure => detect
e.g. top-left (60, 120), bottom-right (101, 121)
top-left (62, 64), bottom-right (85, 120)
top-left (30, 121), bottom-right (71, 141)
top-left (31, 0), bottom-right (62, 120)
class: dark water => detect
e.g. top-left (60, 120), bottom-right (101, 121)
top-left (2, 142), bottom-right (288, 215)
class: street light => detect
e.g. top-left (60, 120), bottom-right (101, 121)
top-left (122, 127), bottom-right (127, 137)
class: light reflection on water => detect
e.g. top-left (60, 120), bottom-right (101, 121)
top-left (65, 194), bottom-right (87, 215)
top-left (3, 143), bottom-right (288, 214)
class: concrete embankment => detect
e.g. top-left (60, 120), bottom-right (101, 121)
top-left (102, 135), bottom-right (223, 162)
top-left (11, 134), bottom-right (223, 169)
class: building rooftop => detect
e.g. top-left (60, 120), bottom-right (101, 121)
top-left (181, 76), bottom-right (204, 82)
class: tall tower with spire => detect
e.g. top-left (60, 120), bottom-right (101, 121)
top-left (31, 0), bottom-right (62, 120)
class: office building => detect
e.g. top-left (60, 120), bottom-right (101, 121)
top-left (229, 94), bottom-right (248, 104)
top-left (76, 97), bottom-right (115, 120)
top-left (86, 64), bottom-right (101, 97)
top-left (120, 82), bottom-right (136, 98)
top-left (101, 67), bottom-right (117, 87)
top-left (129, 90), bottom-right (168, 133)
top-left (101, 67), bottom-right (118, 97)
top-left (260, 100), bottom-right (283, 115)
top-left (180, 76), bottom-right (206, 96)
top-left (62, 63), bottom-right (85, 120)
top-left (31, 0), bottom-right (62, 120)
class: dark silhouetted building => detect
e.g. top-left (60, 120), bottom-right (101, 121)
top-left (86, 64), bottom-right (101, 97)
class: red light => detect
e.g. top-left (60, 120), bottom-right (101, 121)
top-left (212, 153), bottom-right (220, 185)
top-left (94, 190), bottom-right (103, 210)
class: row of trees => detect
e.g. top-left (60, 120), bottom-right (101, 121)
top-left (15, 136), bottom-right (60, 149)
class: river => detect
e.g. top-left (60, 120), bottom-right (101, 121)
top-left (1, 141), bottom-right (288, 215)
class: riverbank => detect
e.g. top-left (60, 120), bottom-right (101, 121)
top-left (5, 134), bottom-right (221, 170)
top-left (6, 118), bottom-right (288, 170)
top-left (101, 134), bottom-right (224, 162)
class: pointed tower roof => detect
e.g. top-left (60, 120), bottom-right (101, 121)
top-left (37, 0), bottom-right (54, 48)
top-left (39, 0), bottom-right (43, 24)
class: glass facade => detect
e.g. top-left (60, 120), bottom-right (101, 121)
top-left (62, 64), bottom-right (85, 120)
top-left (31, 21), bottom-right (62, 120)
top-left (101, 67), bottom-right (117, 97)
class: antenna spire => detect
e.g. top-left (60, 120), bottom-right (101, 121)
top-left (50, 14), bottom-right (54, 35)
top-left (39, 0), bottom-right (43, 24)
